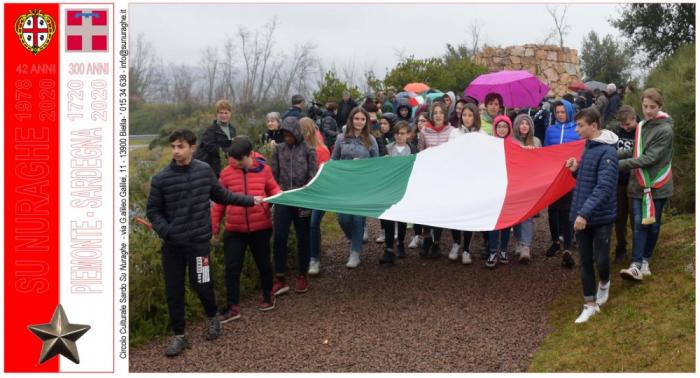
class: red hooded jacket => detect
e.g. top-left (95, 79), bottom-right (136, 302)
top-left (211, 152), bottom-right (281, 234)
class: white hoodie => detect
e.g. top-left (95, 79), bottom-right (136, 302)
top-left (592, 129), bottom-right (619, 145)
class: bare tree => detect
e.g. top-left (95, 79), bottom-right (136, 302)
top-left (313, 60), bottom-right (331, 96)
top-left (340, 57), bottom-right (360, 91)
top-left (169, 64), bottom-right (195, 104)
top-left (546, 5), bottom-right (570, 48)
top-left (393, 47), bottom-right (408, 62)
top-left (215, 37), bottom-right (237, 102)
top-left (238, 17), bottom-right (280, 105)
top-left (199, 46), bottom-right (219, 106)
top-left (276, 42), bottom-right (319, 101)
top-left (467, 18), bottom-right (483, 56)
top-left (129, 33), bottom-right (159, 103)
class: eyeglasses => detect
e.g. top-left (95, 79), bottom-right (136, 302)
top-left (418, 119), bottom-right (427, 123)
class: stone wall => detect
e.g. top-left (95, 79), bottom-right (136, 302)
top-left (473, 44), bottom-right (581, 99)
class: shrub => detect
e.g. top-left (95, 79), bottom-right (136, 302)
top-left (131, 103), bottom-right (207, 135)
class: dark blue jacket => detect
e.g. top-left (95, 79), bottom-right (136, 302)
top-left (544, 99), bottom-right (580, 146)
top-left (570, 130), bottom-right (619, 225)
top-left (604, 92), bottom-right (622, 124)
top-left (282, 106), bottom-right (305, 120)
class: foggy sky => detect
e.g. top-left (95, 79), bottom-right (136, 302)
top-left (130, 3), bottom-right (624, 80)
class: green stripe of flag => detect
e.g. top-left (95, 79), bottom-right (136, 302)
top-left (267, 154), bottom-right (417, 218)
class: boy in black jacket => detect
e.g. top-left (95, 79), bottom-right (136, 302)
top-left (147, 128), bottom-right (262, 357)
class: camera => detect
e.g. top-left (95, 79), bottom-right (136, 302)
top-left (307, 101), bottom-right (325, 121)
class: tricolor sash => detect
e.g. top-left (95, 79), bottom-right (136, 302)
top-left (633, 113), bottom-right (672, 224)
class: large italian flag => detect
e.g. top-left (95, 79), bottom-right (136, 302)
top-left (267, 133), bottom-right (584, 231)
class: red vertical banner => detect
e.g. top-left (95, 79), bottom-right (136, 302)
top-left (4, 3), bottom-right (60, 372)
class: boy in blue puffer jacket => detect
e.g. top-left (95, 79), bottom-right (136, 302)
top-left (565, 107), bottom-right (618, 324)
top-left (544, 99), bottom-right (580, 268)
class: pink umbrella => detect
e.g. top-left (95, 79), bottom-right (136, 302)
top-left (464, 70), bottom-right (549, 108)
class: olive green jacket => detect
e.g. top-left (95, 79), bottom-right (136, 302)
top-left (618, 116), bottom-right (673, 199)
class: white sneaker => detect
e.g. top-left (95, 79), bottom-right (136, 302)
top-left (408, 235), bottom-right (423, 249)
top-left (363, 227), bottom-right (369, 242)
top-left (375, 234), bottom-right (385, 243)
top-left (574, 303), bottom-right (600, 324)
top-left (641, 260), bottom-right (652, 277)
top-left (514, 242), bottom-right (523, 257)
top-left (519, 246), bottom-right (531, 264)
top-left (596, 281), bottom-right (610, 306)
top-left (308, 259), bottom-right (320, 276)
top-left (620, 263), bottom-right (643, 281)
top-left (346, 251), bottom-right (360, 268)
top-left (461, 251), bottom-right (472, 265)
top-left (448, 243), bottom-right (460, 261)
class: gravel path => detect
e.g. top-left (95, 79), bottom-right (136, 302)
top-left (130, 215), bottom-right (577, 372)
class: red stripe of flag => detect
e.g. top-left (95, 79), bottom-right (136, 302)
top-left (495, 139), bottom-right (584, 230)
top-left (4, 3), bottom-right (60, 372)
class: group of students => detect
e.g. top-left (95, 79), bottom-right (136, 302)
top-left (146, 85), bottom-right (673, 356)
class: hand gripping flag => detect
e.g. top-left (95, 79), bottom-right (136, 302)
top-left (267, 133), bottom-right (585, 231)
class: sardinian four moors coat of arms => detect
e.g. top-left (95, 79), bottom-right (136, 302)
top-left (15, 9), bottom-right (56, 55)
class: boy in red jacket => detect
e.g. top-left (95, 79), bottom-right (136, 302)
top-left (212, 136), bottom-right (281, 323)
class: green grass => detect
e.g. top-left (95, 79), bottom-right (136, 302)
top-left (129, 135), bottom-right (156, 146)
top-left (530, 213), bottom-right (695, 372)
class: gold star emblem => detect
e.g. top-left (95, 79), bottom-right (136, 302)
top-left (28, 304), bottom-right (90, 364)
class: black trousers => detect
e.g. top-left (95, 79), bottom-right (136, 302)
top-left (413, 224), bottom-right (424, 236)
top-left (381, 219), bottom-right (407, 250)
top-left (451, 229), bottom-right (474, 250)
top-left (273, 204), bottom-right (311, 275)
top-left (422, 226), bottom-right (443, 243)
top-left (162, 242), bottom-right (217, 335)
top-left (548, 191), bottom-right (573, 249)
top-left (223, 229), bottom-right (273, 305)
top-left (614, 183), bottom-right (632, 250)
top-left (576, 223), bottom-right (612, 302)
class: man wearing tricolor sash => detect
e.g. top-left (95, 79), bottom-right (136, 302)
top-left (617, 88), bottom-right (673, 282)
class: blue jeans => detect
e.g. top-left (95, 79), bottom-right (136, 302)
top-left (513, 218), bottom-right (534, 247)
top-left (631, 198), bottom-right (667, 265)
top-left (309, 209), bottom-right (326, 260)
top-left (488, 228), bottom-right (511, 253)
top-left (337, 213), bottom-right (365, 253)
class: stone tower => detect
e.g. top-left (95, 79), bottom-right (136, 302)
top-left (473, 44), bottom-right (581, 99)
